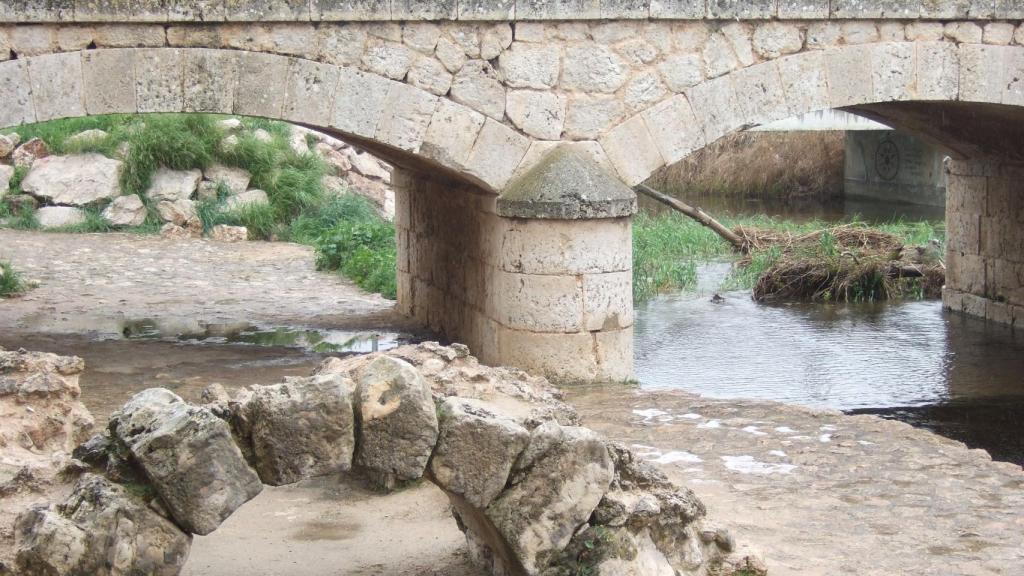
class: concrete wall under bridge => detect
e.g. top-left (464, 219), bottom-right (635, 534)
top-left (3, 0), bottom-right (1024, 379)
top-left (844, 130), bottom-right (948, 208)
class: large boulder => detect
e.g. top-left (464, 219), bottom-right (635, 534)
top-left (209, 224), bottom-right (248, 242)
top-left (21, 154), bottom-right (122, 206)
top-left (353, 356), bottom-right (439, 488)
top-left (36, 206), bottom-right (86, 229)
top-left (348, 150), bottom-right (391, 180)
top-left (431, 397), bottom-right (530, 508)
top-left (15, 474), bottom-right (191, 576)
top-left (0, 134), bottom-right (14, 158)
top-left (64, 129), bottom-right (109, 149)
top-left (244, 373), bottom-right (356, 486)
top-left (203, 164), bottom-right (251, 195)
top-left (101, 194), bottom-right (147, 227)
top-left (485, 421), bottom-right (614, 574)
top-left (145, 168), bottom-right (202, 203)
top-left (108, 389), bottom-right (262, 535)
top-left (221, 189), bottom-right (269, 212)
top-left (156, 198), bottom-right (197, 226)
top-left (12, 137), bottom-right (48, 168)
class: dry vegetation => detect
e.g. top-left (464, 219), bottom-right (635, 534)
top-left (648, 131), bottom-right (845, 201)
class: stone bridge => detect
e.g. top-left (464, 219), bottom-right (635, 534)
top-left (2, 0), bottom-right (1023, 381)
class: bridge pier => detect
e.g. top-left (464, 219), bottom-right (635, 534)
top-left (394, 147), bottom-right (636, 382)
top-left (943, 158), bottom-right (1024, 328)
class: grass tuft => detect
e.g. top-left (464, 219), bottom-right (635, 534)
top-left (0, 261), bottom-right (27, 297)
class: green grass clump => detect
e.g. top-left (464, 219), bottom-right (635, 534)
top-left (312, 203), bottom-right (397, 300)
top-left (632, 212), bottom-right (733, 302)
top-left (0, 261), bottom-right (27, 297)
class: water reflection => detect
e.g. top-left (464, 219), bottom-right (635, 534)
top-left (634, 288), bottom-right (1024, 464)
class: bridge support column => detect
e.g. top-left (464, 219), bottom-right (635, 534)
top-left (394, 146), bottom-right (636, 382)
top-left (943, 158), bottom-right (1024, 328)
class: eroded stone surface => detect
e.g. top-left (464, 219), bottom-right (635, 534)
top-left (21, 154), bottom-right (122, 206)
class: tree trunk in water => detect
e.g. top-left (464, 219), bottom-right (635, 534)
top-left (635, 184), bottom-right (746, 251)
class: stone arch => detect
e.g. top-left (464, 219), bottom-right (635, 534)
top-left (0, 47), bottom-right (534, 193)
top-left (599, 41), bottom-right (1024, 186)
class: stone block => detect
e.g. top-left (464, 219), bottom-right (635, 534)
top-left (82, 49), bottom-right (136, 115)
top-left (232, 51), bottom-right (288, 118)
top-left (840, 21), bottom-right (879, 44)
top-left (492, 270), bottom-right (583, 332)
top-left (702, 32), bottom-right (739, 79)
top-left (731, 61), bottom-right (789, 127)
top-left (168, 0), bottom-right (226, 21)
top-left (451, 60), bottom-right (506, 120)
top-left (806, 21), bottom-right (841, 49)
top-left (514, 140), bottom-right (616, 181)
top-left (986, 299), bottom-right (1013, 326)
top-left (57, 26), bottom-right (96, 51)
top-left (959, 45), bottom-right (1006, 103)
top-left (649, 0), bottom-right (703, 18)
top-left (945, 21), bottom-right (984, 44)
top-left (37, 206), bottom-right (86, 228)
top-left (562, 43), bottom-right (628, 93)
top-left (486, 422), bottom-right (614, 573)
top-left (499, 43), bottom-right (561, 89)
top-left (459, 0), bottom-right (515, 20)
top-left (583, 271), bottom-right (633, 331)
top-left (916, 42), bottom-right (959, 101)
top-left (0, 0), bottom-right (73, 22)
top-left (421, 99), bottom-right (486, 169)
top-left (92, 24), bottom-right (167, 47)
top-left (406, 55), bottom-right (452, 95)
top-left (353, 356), bottom-right (439, 487)
top-left (464, 118), bottom-right (530, 190)
top-left (641, 94), bottom-right (704, 165)
top-left (599, 113), bottom-right (664, 186)
top-left (75, 0), bottom-right (168, 22)
top-left (506, 90), bottom-right (566, 140)
top-left (431, 397), bottom-right (530, 508)
top-left (599, 0), bottom-right (649, 18)
top-left (246, 373), bottom-right (356, 486)
top-left (685, 74), bottom-right (740, 144)
top-left (752, 22), bottom-right (802, 60)
top-left (961, 292), bottom-right (988, 317)
top-left (777, 0), bottom-right (829, 18)
top-left (564, 93), bottom-right (625, 140)
top-left (0, 60), bottom-right (36, 127)
top-left (516, 0), bottom-right (601, 19)
top-left (390, 0), bottom-right (456, 19)
top-left (109, 389), bottom-right (262, 535)
top-left (8, 26), bottom-right (57, 56)
top-left (135, 48), bottom-right (184, 113)
top-left (499, 217), bottom-right (631, 275)
top-left (182, 48), bottom-right (236, 113)
top-left (316, 25), bottom-right (367, 65)
top-left (315, 0), bottom-right (390, 20)
top-left (27, 52), bottom-right (84, 123)
top-left (706, 0), bottom-right (774, 18)
top-left (224, 0), bottom-right (310, 21)
top-left (948, 213), bottom-right (981, 255)
top-left (722, 22), bottom-right (755, 67)
top-left (375, 81), bottom-right (437, 153)
top-left (776, 51), bottom-right (829, 116)
top-left (872, 42), bottom-right (915, 102)
top-left (906, 22), bottom-right (944, 41)
top-left (984, 22), bottom-right (1015, 45)
top-left (281, 58), bottom-right (339, 126)
top-left (1003, 47), bottom-right (1024, 106)
top-left (825, 45), bottom-right (873, 107)
top-left (332, 66), bottom-right (390, 139)
top-left (361, 39), bottom-right (413, 80)
top-left (658, 53), bottom-right (703, 93)
top-left (831, 0), bottom-right (918, 18)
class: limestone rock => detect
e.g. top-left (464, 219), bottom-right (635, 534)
top-left (253, 128), bottom-right (274, 144)
top-left (203, 164), bottom-right (251, 195)
top-left (499, 43), bottom-right (560, 89)
top-left (159, 223), bottom-right (193, 240)
top-left (431, 397), bottom-right (530, 508)
top-left (217, 118), bottom-right (242, 132)
top-left (289, 130), bottom-right (309, 156)
top-left (36, 206), bottom-right (86, 229)
top-left (209, 224), bottom-right (248, 242)
top-left (0, 165), bottom-right (12, 198)
top-left (222, 189), bottom-right (269, 212)
top-left (12, 138), bottom-right (48, 168)
top-left (196, 181), bottom-right (220, 201)
top-left (0, 134), bottom-right (17, 158)
top-left (343, 172), bottom-right (394, 218)
top-left (353, 356), bottom-right (439, 488)
top-left (752, 22), bottom-right (803, 59)
top-left (485, 421), bottom-right (614, 574)
top-left (245, 373), bottom-right (356, 486)
top-left (315, 142), bottom-right (352, 175)
top-left (348, 150), bottom-right (390, 180)
top-left (15, 475), bottom-right (191, 576)
top-left (321, 174), bottom-right (348, 196)
top-left (21, 154), bottom-right (122, 206)
top-left (64, 129), bottom-right (109, 148)
top-left (156, 198), bottom-right (197, 226)
top-left (407, 55), bottom-right (454, 96)
top-left (451, 60), bottom-right (506, 120)
top-left (144, 168), bottom-right (202, 202)
top-left (101, 194), bottom-right (147, 227)
top-left (562, 44), bottom-right (627, 93)
top-left (108, 388), bottom-right (263, 535)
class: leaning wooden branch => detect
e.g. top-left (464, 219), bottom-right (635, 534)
top-left (635, 184), bottom-right (746, 251)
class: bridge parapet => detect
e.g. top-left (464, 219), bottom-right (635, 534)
top-left (2, 0), bottom-right (1023, 23)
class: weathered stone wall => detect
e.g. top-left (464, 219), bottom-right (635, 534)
top-left (394, 168), bottom-right (633, 382)
top-left (844, 130), bottom-right (947, 207)
top-left (2, 0), bottom-right (1022, 22)
top-left (943, 158), bottom-right (1024, 329)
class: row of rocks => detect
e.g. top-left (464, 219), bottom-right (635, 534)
top-left (9, 343), bottom-right (750, 576)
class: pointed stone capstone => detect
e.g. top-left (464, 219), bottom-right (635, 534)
top-left (497, 145), bottom-right (637, 220)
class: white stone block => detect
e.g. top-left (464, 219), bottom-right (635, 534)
top-left (282, 59), bottom-right (339, 126)
top-left (491, 271), bottom-right (583, 333)
top-left (0, 60), bottom-right (36, 127)
top-left (498, 43), bottom-right (561, 89)
top-left (776, 51), bottom-right (829, 116)
top-left (872, 42), bottom-right (915, 102)
top-left (824, 45), bottom-right (873, 108)
top-left (564, 94), bottom-right (625, 140)
top-left (599, 113), bottom-right (665, 186)
top-left (916, 42), bottom-right (959, 101)
top-left (421, 99), bottom-right (486, 169)
top-left (731, 61), bottom-right (789, 126)
top-left (506, 90), bottom-right (567, 140)
top-left (959, 44), bottom-right (1006, 103)
top-left (376, 82), bottom-right (438, 153)
top-left (583, 271), bottom-right (633, 331)
top-left (332, 66), bottom-right (391, 139)
top-left (135, 48), bottom-right (184, 114)
top-left (685, 75), bottom-right (740, 144)
top-left (464, 119), bottom-right (531, 190)
top-left (641, 94), bottom-right (704, 165)
top-left (27, 52), bottom-right (85, 122)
